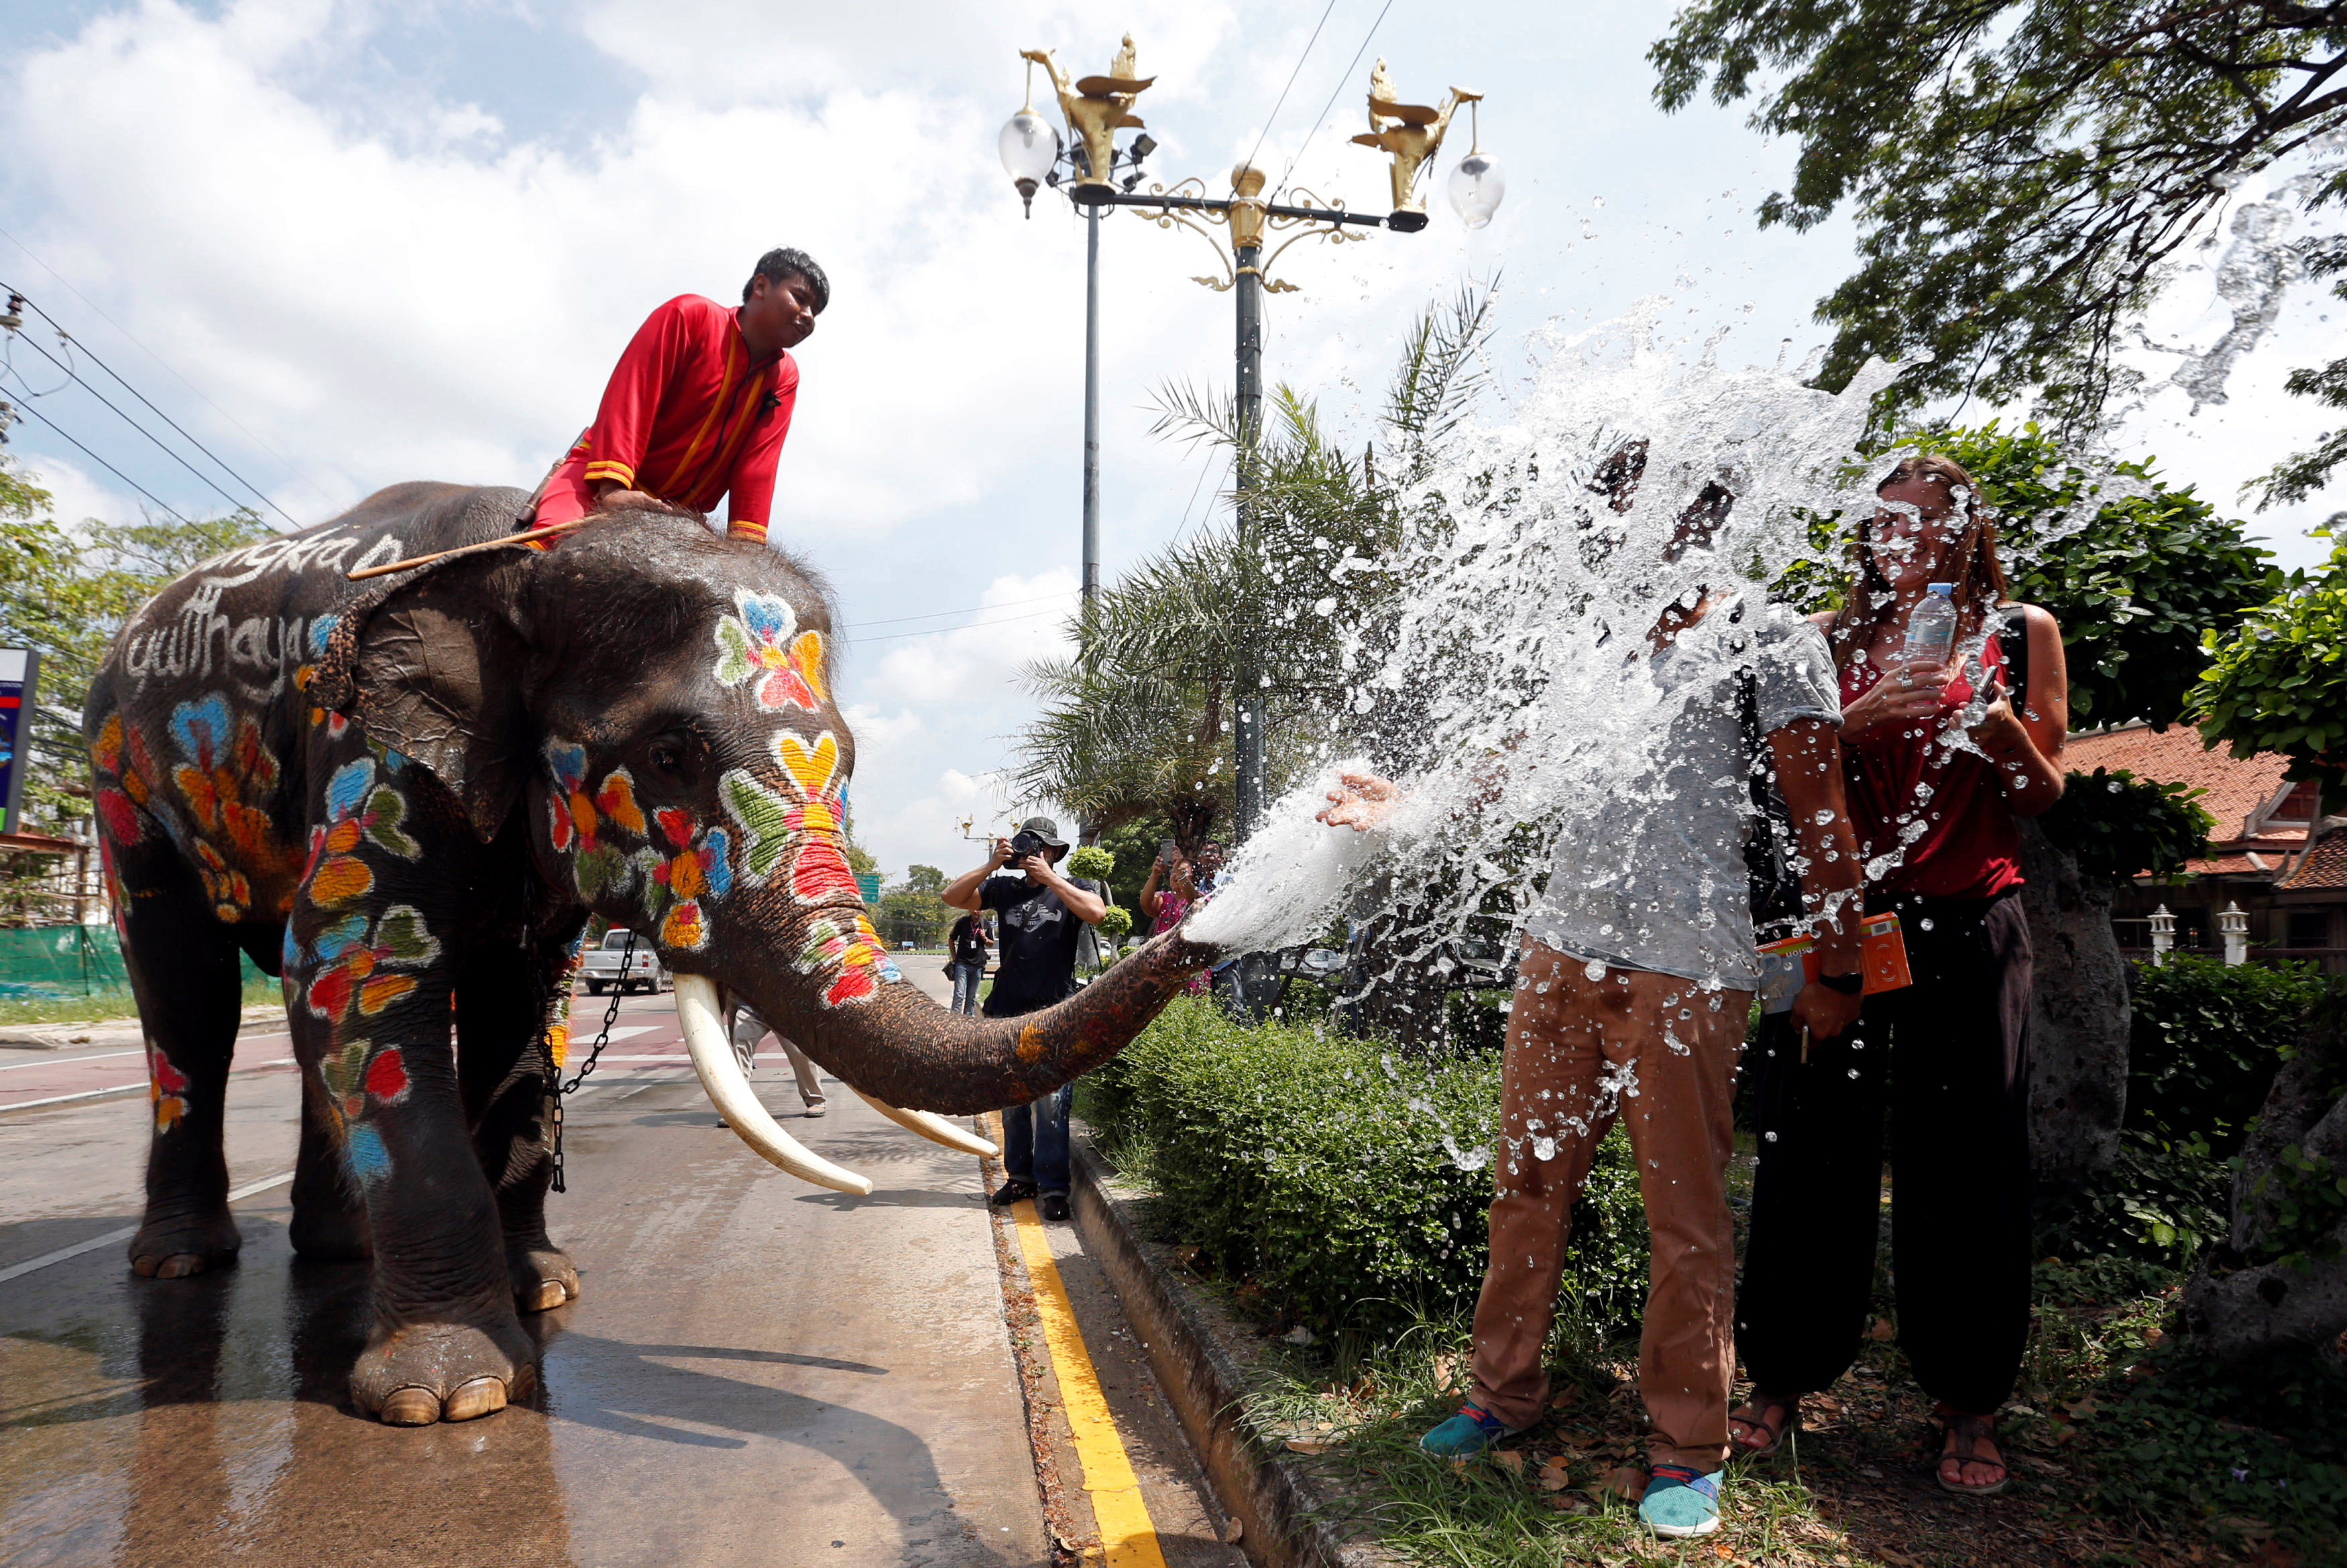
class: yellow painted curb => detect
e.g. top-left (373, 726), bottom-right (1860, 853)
top-left (1000, 1135), bottom-right (1167, 1568)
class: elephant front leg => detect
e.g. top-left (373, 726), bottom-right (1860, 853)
top-left (457, 933), bottom-right (587, 1314)
top-left (286, 901), bottom-right (535, 1425)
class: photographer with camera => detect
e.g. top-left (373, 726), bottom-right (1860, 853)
top-left (941, 816), bottom-right (1106, 1221)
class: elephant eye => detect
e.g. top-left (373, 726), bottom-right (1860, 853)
top-left (648, 730), bottom-right (695, 780)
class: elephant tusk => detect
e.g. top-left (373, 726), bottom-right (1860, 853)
top-left (849, 1090), bottom-right (1001, 1158)
top-left (675, 975), bottom-right (874, 1196)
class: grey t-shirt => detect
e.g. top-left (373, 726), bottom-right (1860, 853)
top-left (1524, 601), bottom-right (1839, 991)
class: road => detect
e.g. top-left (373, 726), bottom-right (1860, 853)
top-left (0, 968), bottom-right (1241, 1568)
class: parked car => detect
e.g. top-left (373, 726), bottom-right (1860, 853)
top-left (579, 929), bottom-right (671, 995)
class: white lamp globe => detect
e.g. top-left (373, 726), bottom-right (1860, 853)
top-left (998, 110), bottom-right (1060, 215)
top-left (1448, 151), bottom-right (1505, 230)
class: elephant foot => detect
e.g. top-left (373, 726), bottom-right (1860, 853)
top-left (352, 1315), bottom-right (538, 1427)
top-left (507, 1242), bottom-right (579, 1313)
top-left (128, 1209), bottom-right (242, 1279)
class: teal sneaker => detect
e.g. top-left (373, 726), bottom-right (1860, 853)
top-left (1638, 1464), bottom-right (1721, 1537)
top-left (1419, 1403), bottom-right (1513, 1459)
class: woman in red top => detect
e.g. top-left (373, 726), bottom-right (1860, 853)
top-left (1730, 455), bottom-right (2068, 1497)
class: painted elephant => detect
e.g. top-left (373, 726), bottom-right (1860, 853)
top-left (86, 482), bottom-right (1213, 1425)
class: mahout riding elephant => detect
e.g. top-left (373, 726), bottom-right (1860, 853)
top-left (86, 483), bottom-right (1213, 1426)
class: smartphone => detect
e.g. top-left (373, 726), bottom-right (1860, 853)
top-left (1157, 837), bottom-right (1180, 867)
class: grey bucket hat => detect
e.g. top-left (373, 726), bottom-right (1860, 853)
top-left (1016, 815), bottom-right (1069, 849)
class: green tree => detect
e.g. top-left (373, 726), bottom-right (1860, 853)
top-left (1910, 422), bottom-right (2282, 726)
top-left (2191, 538), bottom-right (2347, 798)
top-left (1650, 1), bottom-right (2347, 448)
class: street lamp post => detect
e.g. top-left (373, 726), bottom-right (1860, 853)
top-left (1000, 40), bottom-right (1500, 839)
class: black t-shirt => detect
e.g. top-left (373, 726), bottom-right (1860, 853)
top-left (949, 914), bottom-right (988, 967)
top-left (978, 873), bottom-right (1100, 1016)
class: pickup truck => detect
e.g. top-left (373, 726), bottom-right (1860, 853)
top-left (578, 929), bottom-right (671, 995)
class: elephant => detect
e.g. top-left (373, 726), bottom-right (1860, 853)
top-left (85, 482), bottom-right (1214, 1426)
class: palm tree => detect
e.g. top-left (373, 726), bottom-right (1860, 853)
top-left (1013, 282), bottom-right (1498, 860)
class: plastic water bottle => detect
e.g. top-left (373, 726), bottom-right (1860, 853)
top-left (1898, 582), bottom-right (1958, 670)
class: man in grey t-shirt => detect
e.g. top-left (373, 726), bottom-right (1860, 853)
top-left (1526, 599), bottom-right (1841, 990)
top-left (1319, 588), bottom-right (1867, 1541)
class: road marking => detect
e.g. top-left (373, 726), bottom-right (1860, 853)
top-left (1009, 1193), bottom-right (1167, 1568)
top-left (0, 1048), bottom-right (144, 1070)
top-left (0, 1059), bottom-right (297, 1112)
top-left (0, 1169), bottom-right (298, 1285)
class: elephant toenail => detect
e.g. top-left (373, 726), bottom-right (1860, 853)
top-left (520, 1280), bottom-right (567, 1313)
top-left (156, 1254), bottom-right (202, 1279)
top-left (380, 1387), bottom-right (441, 1426)
top-left (442, 1377), bottom-right (508, 1423)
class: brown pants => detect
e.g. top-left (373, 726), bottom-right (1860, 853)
top-left (1469, 945), bottom-right (1750, 1471)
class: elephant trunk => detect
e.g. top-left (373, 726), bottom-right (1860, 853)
top-left (732, 926), bottom-right (1220, 1118)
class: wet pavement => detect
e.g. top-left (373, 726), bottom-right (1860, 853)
top-left (1, 973), bottom-right (1241, 1568)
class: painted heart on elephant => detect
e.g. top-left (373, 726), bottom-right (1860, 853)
top-left (87, 482), bottom-right (1217, 1431)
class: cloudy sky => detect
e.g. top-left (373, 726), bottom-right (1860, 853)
top-left (4, 0), bottom-right (2340, 881)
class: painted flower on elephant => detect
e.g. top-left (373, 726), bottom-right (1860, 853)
top-left (302, 758), bottom-right (422, 910)
top-left (720, 730), bottom-right (860, 908)
top-left (91, 712), bottom-right (156, 846)
top-left (634, 808), bottom-right (734, 951)
top-left (167, 695), bottom-right (300, 916)
top-left (303, 905), bottom-right (440, 1024)
top-left (793, 913), bottom-right (901, 1007)
top-left (713, 590), bottom-right (828, 713)
top-left (317, 1038), bottom-right (408, 1185)
top-left (543, 745), bottom-right (646, 900)
top-left (148, 1042), bottom-right (188, 1133)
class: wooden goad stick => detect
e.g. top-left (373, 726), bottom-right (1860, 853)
top-left (346, 517), bottom-right (588, 581)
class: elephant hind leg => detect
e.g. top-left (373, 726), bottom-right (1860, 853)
top-left (116, 847), bottom-right (249, 1279)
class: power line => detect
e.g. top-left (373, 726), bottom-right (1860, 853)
top-left (850, 589), bottom-right (1080, 629)
top-left (844, 606), bottom-right (1070, 646)
top-left (5, 398), bottom-right (188, 522)
top-left (1241, 0), bottom-right (1341, 182)
top-left (0, 233), bottom-right (329, 513)
top-left (2, 281), bottom-right (302, 528)
top-left (5, 330), bottom-right (252, 517)
top-left (1273, 0), bottom-right (1399, 203)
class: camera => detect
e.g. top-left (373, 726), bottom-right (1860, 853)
top-left (1007, 830), bottom-right (1047, 862)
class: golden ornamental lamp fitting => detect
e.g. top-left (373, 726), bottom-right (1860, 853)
top-left (1228, 160), bottom-right (1269, 249)
top-left (1019, 35), bottom-right (1154, 209)
top-left (1348, 58), bottom-right (1482, 232)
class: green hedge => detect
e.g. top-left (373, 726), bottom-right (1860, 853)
top-left (2128, 956), bottom-right (2330, 1155)
top-left (1082, 998), bottom-right (1650, 1341)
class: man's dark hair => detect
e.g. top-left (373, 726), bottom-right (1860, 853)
top-left (744, 247), bottom-right (829, 312)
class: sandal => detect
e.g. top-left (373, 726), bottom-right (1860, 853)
top-left (1936, 1410), bottom-right (2009, 1496)
top-left (1728, 1391), bottom-right (1799, 1459)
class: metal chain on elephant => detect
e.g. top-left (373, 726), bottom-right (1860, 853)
top-left (551, 930), bottom-right (634, 1194)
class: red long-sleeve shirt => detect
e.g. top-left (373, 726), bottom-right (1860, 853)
top-left (565, 294), bottom-right (799, 540)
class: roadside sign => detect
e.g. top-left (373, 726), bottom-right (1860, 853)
top-left (0, 649), bottom-right (37, 836)
top-left (854, 872), bottom-right (881, 904)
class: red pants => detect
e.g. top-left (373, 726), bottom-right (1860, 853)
top-left (1469, 944), bottom-right (1750, 1470)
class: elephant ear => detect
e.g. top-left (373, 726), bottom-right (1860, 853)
top-left (315, 560), bottom-right (534, 843)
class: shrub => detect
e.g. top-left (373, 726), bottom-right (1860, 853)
top-left (2034, 1130), bottom-right (2233, 1271)
top-left (2127, 955), bottom-right (2328, 1155)
top-left (2039, 767), bottom-right (2214, 881)
top-left (1083, 998), bottom-right (1650, 1342)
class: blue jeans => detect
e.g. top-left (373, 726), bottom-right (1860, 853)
top-left (1002, 1083), bottom-right (1074, 1196)
top-left (949, 961), bottom-right (984, 1015)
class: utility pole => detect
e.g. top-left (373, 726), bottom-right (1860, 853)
top-left (1081, 205), bottom-right (1102, 605)
top-left (1230, 169), bottom-right (1267, 840)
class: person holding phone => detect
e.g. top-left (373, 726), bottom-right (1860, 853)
top-left (1729, 455), bottom-right (2067, 1498)
top-left (941, 816), bottom-right (1106, 1220)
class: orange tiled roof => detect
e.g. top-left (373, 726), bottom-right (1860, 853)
top-left (2280, 828), bottom-right (2347, 890)
top-left (2064, 723), bottom-right (2300, 845)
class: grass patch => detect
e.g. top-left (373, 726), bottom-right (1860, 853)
top-left (0, 975), bottom-right (280, 1028)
